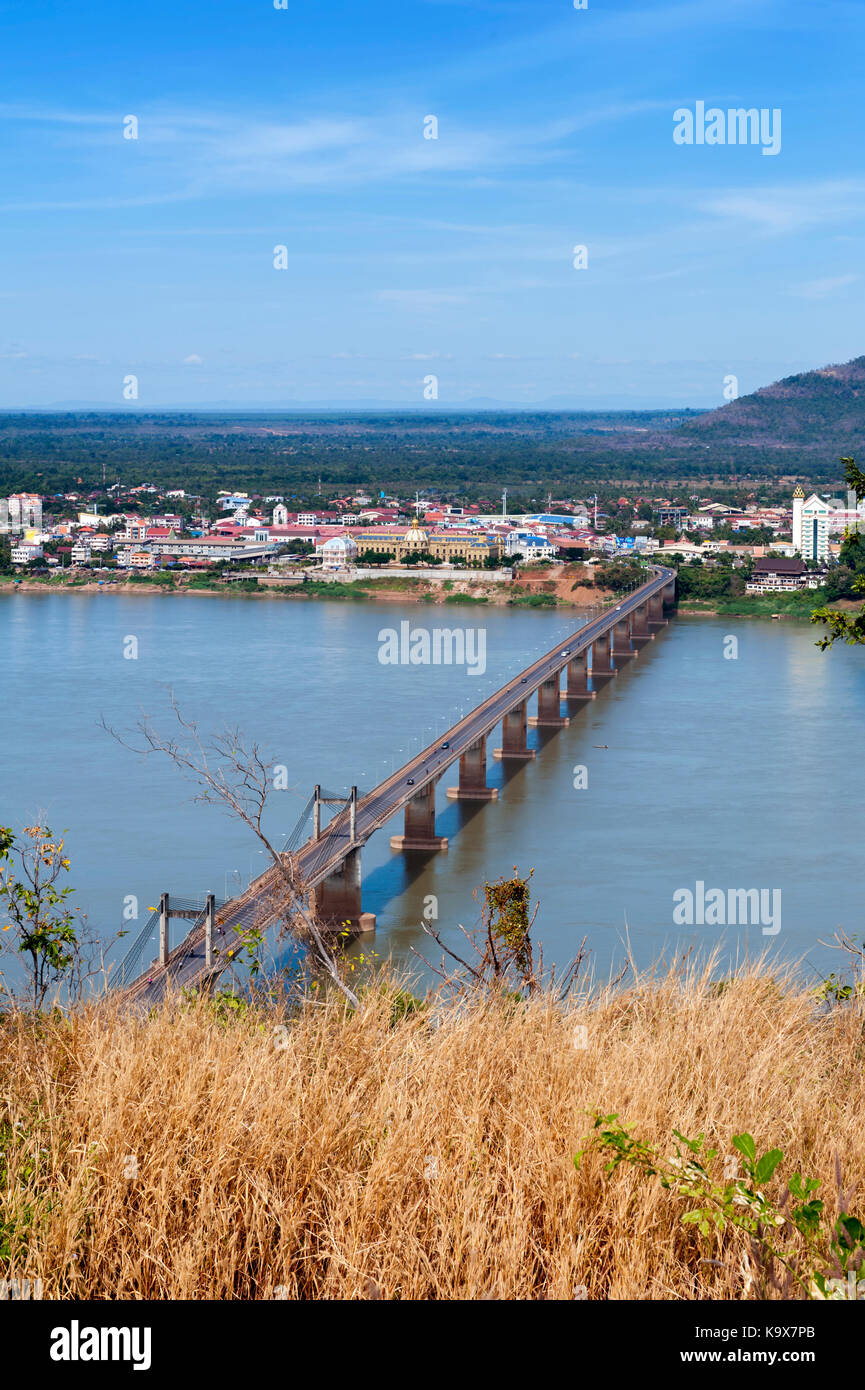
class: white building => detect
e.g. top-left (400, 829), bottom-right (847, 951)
top-left (505, 531), bottom-right (557, 561)
top-left (317, 534), bottom-right (359, 569)
top-left (117, 548), bottom-right (156, 569)
top-left (792, 486), bottom-right (830, 561)
top-left (11, 542), bottom-right (43, 564)
top-left (272, 504), bottom-right (289, 525)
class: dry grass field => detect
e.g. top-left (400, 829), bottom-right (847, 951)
top-left (1, 960), bottom-right (863, 1300)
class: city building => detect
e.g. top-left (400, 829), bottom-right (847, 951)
top-left (504, 531), bottom-right (558, 561)
top-left (792, 487), bottom-right (830, 561)
top-left (352, 518), bottom-right (503, 566)
top-left (745, 557), bottom-right (827, 593)
top-left (317, 534), bottom-right (359, 568)
top-left (144, 536), bottom-right (279, 564)
top-left (656, 505), bottom-right (689, 528)
top-left (11, 542), bottom-right (43, 564)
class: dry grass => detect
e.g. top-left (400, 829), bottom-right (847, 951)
top-left (1, 960), bottom-right (863, 1300)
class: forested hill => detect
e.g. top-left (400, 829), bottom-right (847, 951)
top-left (0, 356), bottom-right (862, 494)
top-left (676, 356), bottom-right (865, 451)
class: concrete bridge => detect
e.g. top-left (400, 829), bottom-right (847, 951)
top-left (120, 565), bottom-right (676, 1002)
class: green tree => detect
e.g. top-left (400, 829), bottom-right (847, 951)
top-left (812, 458), bottom-right (865, 647)
top-left (0, 825), bottom-right (79, 1009)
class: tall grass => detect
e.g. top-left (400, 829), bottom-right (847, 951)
top-left (1, 960), bottom-right (862, 1299)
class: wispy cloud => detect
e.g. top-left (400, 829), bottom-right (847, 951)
top-left (377, 289), bottom-right (469, 309)
top-left (786, 274), bottom-right (860, 300)
top-left (697, 179), bottom-right (865, 234)
top-left (0, 100), bottom-right (682, 213)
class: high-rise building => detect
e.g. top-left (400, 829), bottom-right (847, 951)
top-left (792, 485), bottom-right (830, 561)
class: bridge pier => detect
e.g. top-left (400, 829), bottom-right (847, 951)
top-left (565, 651), bottom-right (595, 702)
top-left (612, 615), bottom-right (635, 667)
top-left (447, 737), bottom-right (498, 800)
top-left (631, 601), bottom-right (652, 646)
top-left (311, 847), bottom-right (376, 934)
top-left (590, 629), bottom-right (615, 684)
top-left (493, 699), bottom-right (535, 760)
top-left (390, 780), bottom-right (448, 851)
top-left (205, 893), bottom-right (215, 970)
top-left (159, 891), bottom-right (170, 966)
top-left (648, 592), bottom-right (666, 630)
top-left (663, 580), bottom-right (677, 609)
top-left (529, 674), bottom-right (569, 728)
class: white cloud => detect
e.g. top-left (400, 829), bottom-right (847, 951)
top-left (377, 289), bottom-right (469, 309)
top-left (183, 354), bottom-right (203, 365)
top-left (698, 180), bottom-right (865, 234)
top-left (786, 274), bottom-right (860, 300)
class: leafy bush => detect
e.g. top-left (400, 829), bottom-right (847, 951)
top-left (578, 1116), bottom-right (865, 1300)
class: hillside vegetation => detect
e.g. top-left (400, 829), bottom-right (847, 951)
top-left (3, 353), bottom-right (865, 495)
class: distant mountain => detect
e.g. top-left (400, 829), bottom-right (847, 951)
top-left (675, 355), bottom-right (865, 452)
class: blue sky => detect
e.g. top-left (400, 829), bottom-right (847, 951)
top-left (0, 0), bottom-right (862, 408)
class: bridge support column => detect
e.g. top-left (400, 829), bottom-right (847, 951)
top-left (311, 847), bottom-right (376, 935)
top-left (663, 580), bottom-right (677, 610)
top-left (648, 592), bottom-right (666, 630)
top-left (159, 892), bottom-right (170, 966)
top-left (565, 651), bottom-right (595, 702)
top-left (590, 629), bottom-right (615, 684)
top-left (390, 780), bottom-right (448, 851)
top-left (205, 893), bottom-right (215, 970)
top-left (529, 674), bottom-right (570, 727)
top-left (494, 699), bottom-right (535, 760)
top-left (631, 601), bottom-right (652, 646)
top-left (447, 737), bottom-right (498, 800)
top-left (612, 615), bottom-right (635, 667)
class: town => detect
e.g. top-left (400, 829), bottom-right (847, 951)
top-left (2, 480), bottom-right (862, 599)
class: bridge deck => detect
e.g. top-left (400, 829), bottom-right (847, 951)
top-left (124, 565), bottom-right (673, 1002)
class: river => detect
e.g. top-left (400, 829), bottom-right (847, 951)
top-left (2, 591), bottom-right (862, 992)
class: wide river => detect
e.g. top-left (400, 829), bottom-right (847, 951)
top-left (2, 591), bottom-right (863, 992)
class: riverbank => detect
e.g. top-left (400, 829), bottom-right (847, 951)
top-left (679, 593), bottom-right (859, 620)
top-left (0, 562), bottom-right (605, 609)
top-left (2, 960), bottom-right (862, 1299)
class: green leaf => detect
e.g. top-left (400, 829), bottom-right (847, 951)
top-left (732, 1132), bottom-right (756, 1163)
top-left (836, 1215), bottom-right (865, 1252)
top-left (754, 1148), bottom-right (783, 1184)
